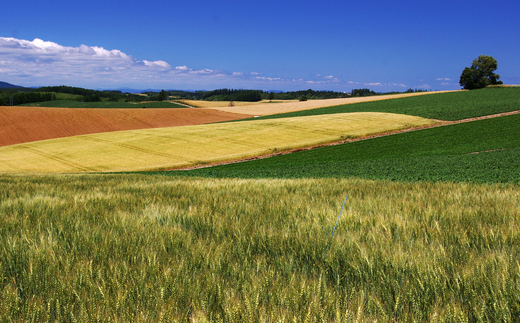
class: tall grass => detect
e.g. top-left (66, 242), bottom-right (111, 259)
top-left (1, 174), bottom-right (519, 321)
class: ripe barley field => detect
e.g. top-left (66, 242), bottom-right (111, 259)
top-left (1, 174), bottom-right (519, 322)
top-left (0, 112), bottom-right (435, 173)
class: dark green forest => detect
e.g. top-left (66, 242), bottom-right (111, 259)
top-left (1, 84), bottom-right (432, 106)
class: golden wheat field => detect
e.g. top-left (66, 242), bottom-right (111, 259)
top-left (0, 112), bottom-right (436, 173)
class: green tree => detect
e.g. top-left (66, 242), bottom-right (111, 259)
top-left (157, 90), bottom-right (167, 101)
top-left (268, 92), bottom-right (275, 102)
top-left (459, 55), bottom-right (502, 89)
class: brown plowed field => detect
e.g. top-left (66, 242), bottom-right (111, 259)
top-left (0, 106), bottom-right (254, 147)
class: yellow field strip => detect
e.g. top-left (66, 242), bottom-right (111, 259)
top-left (193, 91), bottom-right (458, 116)
top-left (175, 99), bottom-right (299, 108)
top-left (0, 112), bottom-right (437, 173)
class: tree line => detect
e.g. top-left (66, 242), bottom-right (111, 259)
top-left (1, 85), bottom-right (436, 107)
top-left (0, 91), bottom-right (54, 106)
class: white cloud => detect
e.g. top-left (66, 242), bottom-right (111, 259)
top-left (436, 77), bottom-right (451, 81)
top-left (175, 65), bottom-right (190, 71)
top-left (0, 37), bottom-right (425, 91)
top-left (0, 37), bottom-right (178, 87)
top-left (143, 60), bottom-right (171, 68)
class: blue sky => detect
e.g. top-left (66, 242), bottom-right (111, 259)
top-left (1, 0), bottom-right (519, 92)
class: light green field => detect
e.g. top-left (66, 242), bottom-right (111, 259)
top-left (1, 175), bottom-right (519, 321)
top-left (0, 112), bottom-right (436, 173)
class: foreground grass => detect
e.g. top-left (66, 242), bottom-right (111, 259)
top-left (179, 114), bottom-right (520, 183)
top-left (0, 112), bottom-right (434, 173)
top-left (1, 174), bottom-right (519, 321)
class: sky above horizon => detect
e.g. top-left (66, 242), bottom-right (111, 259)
top-left (1, 0), bottom-right (519, 92)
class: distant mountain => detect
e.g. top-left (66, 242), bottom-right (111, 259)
top-left (0, 81), bottom-right (23, 89)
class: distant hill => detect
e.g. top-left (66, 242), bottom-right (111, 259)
top-left (0, 81), bottom-right (23, 89)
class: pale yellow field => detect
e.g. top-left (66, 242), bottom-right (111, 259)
top-left (176, 99), bottom-right (299, 108)
top-left (205, 91), bottom-right (458, 116)
top-left (0, 112), bottom-right (437, 173)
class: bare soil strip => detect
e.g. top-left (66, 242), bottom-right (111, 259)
top-left (179, 110), bottom-right (520, 170)
top-left (0, 107), bottom-right (254, 147)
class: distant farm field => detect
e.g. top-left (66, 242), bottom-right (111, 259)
top-left (176, 99), bottom-right (299, 108)
top-left (0, 112), bottom-right (436, 173)
top-left (0, 106), bottom-right (253, 147)
top-left (247, 87), bottom-right (520, 121)
top-left (207, 91), bottom-right (455, 116)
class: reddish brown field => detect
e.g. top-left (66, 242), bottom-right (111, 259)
top-left (0, 106), bottom-right (253, 147)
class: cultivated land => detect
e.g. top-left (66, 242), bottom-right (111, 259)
top-left (237, 87), bottom-right (520, 121)
top-left (180, 113), bottom-right (520, 183)
top-left (0, 112), bottom-right (436, 172)
top-left (175, 99), bottom-right (299, 108)
top-left (1, 175), bottom-right (519, 321)
top-left (0, 106), bottom-right (253, 147)
top-left (205, 91), bottom-right (456, 116)
top-left (1, 87), bottom-right (519, 321)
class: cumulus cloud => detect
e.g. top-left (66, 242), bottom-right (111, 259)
top-left (436, 77), bottom-right (451, 81)
top-left (0, 37), bottom-right (419, 91)
top-left (0, 37), bottom-right (179, 87)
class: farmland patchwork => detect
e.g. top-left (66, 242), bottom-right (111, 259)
top-left (0, 112), bottom-right (435, 173)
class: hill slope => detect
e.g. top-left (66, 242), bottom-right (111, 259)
top-left (178, 113), bottom-right (520, 183)
top-left (0, 112), bottom-right (436, 173)
top-left (0, 106), bottom-right (253, 147)
top-left (0, 81), bottom-right (22, 88)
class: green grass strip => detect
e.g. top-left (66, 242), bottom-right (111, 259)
top-left (245, 87), bottom-right (520, 121)
top-left (172, 113), bottom-right (520, 183)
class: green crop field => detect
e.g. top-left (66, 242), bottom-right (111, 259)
top-left (1, 175), bottom-right (519, 322)
top-left (245, 87), bottom-right (520, 121)
top-left (20, 100), bottom-right (186, 109)
top-left (177, 113), bottom-right (520, 183)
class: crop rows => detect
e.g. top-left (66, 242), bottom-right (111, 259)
top-left (178, 113), bottom-right (520, 183)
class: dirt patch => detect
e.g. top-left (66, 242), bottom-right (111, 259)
top-left (0, 106), bottom-right (253, 147)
